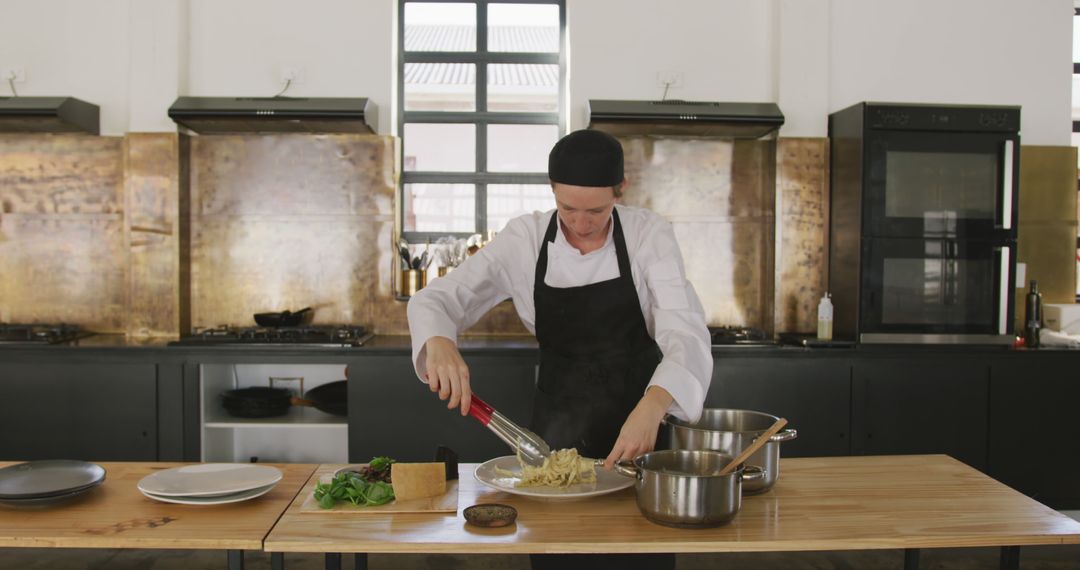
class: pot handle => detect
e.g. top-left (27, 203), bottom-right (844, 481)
top-left (613, 460), bottom-right (641, 481)
top-left (770, 428), bottom-right (798, 443)
top-left (740, 464), bottom-right (767, 483)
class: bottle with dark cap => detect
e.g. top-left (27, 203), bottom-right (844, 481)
top-left (1024, 280), bottom-right (1042, 348)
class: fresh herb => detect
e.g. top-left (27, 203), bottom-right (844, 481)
top-left (313, 457), bottom-right (396, 509)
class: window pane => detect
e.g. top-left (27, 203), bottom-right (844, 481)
top-left (488, 4), bottom-right (559, 52)
top-left (488, 64), bottom-right (559, 112)
top-left (488, 184), bottom-right (553, 231)
top-left (404, 124), bottom-right (475, 172)
top-left (1074, 14), bottom-right (1080, 62)
top-left (405, 3), bottom-right (476, 51)
top-left (487, 124), bottom-right (559, 172)
top-left (1073, 75), bottom-right (1080, 120)
top-left (405, 63), bottom-right (475, 111)
top-left (404, 183), bottom-right (476, 232)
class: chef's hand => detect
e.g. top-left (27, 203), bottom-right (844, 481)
top-left (423, 336), bottom-right (473, 415)
top-left (603, 386), bottom-right (673, 471)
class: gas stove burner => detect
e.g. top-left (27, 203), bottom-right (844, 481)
top-left (707, 326), bottom-right (774, 347)
top-left (0, 323), bottom-right (95, 345)
top-left (170, 325), bottom-right (372, 347)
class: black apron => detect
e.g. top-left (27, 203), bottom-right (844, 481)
top-left (529, 208), bottom-right (662, 459)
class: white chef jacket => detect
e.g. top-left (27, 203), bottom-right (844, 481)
top-left (407, 204), bottom-right (713, 423)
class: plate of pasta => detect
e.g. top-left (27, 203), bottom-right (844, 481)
top-left (473, 450), bottom-right (634, 501)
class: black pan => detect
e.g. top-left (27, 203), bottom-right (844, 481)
top-left (253, 307), bottom-right (312, 327)
top-left (221, 380), bottom-right (347, 418)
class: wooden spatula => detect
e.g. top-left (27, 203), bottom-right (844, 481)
top-left (717, 417), bottom-right (788, 476)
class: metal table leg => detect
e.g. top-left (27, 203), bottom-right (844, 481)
top-left (354, 553), bottom-right (368, 570)
top-left (904, 548), bottom-right (920, 570)
top-left (1000, 546), bottom-right (1020, 570)
top-left (271, 552), bottom-right (285, 570)
top-left (227, 550), bottom-right (244, 570)
top-left (325, 552), bottom-right (342, 570)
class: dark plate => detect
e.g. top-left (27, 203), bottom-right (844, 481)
top-left (463, 503), bottom-right (517, 528)
top-left (0, 480), bottom-right (103, 508)
top-left (0, 460), bottom-right (106, 499)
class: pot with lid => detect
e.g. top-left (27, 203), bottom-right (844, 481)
top-left (614, 449), bottom-right (764, 528)
top-left (665, 409), bottom-right (797, 494)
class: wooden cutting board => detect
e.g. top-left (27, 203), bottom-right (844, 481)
top-left (298, 474), bottom-right (458, 514)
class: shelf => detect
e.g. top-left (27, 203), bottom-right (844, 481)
top-left (204, 405), bottom-right (347, 428)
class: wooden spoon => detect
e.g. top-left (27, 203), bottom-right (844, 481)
top-left (717, 417), bottom-right (788, 476)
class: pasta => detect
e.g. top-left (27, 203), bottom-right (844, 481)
top-left (497, 448), bottom-right (597, 488)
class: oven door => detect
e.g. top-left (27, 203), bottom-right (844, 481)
top-left (859, 237), bottom-right (1015, 344)
top-left (865, 131), bottom-right (1018, 240)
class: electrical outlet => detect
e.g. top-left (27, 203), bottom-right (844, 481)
top-left (656, 70), bottom-right (683, 89)
top-left (1, 67), bottom-right (26, 83)
top-left (280, 66), bottom-right (306, 84)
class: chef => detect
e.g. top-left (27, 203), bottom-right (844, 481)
top-left (408, 128), bottom-right (712, 472)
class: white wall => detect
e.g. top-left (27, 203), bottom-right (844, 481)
top-left (186, 0), bottom-right (394, 133)
top-left (0, 0), bottom-right (131, 134)
top-left (0, 0), bottom-right (1072, 143)
top-left (828, 0), bottom-right (1073, 145)
top-left (568, 0), bottom-right (776, 129)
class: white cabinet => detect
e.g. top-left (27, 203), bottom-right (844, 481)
top-left (200, 363), bottom-right (349, 463)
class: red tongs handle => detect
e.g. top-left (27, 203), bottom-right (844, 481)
top-left (467, 394), bottom-right (495, 425)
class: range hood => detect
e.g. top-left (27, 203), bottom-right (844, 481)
top-left (0, 97), bottom-right (100, 134)
top-left (168, 97), bottom-right (377, 134)
top-left (588, 99), bottom-right (784, 139)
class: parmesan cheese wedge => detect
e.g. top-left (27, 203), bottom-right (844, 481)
top-left (391, 462), bottom-right (447, 501)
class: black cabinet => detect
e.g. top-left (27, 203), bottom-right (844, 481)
top-left (707, 354), bottom-right (851, 457)
top-left (989, 354), bottom-right (1080, 509)
top-left (0, 362), bottom-right (158, 461)
top-left (348, 353), bottom-right (538, 463)
top-left (852, 356), bottom-right (989, 471)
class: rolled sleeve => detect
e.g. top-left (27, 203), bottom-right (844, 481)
top-left (635, 212), bottom-right (713, 424)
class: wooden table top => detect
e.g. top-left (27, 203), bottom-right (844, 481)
top-left (0, 462), bottom-right (316, 550)
top-left (263, 455), bottom-right (1080, 554)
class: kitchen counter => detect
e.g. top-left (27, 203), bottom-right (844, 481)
top-left (2, 332), bottom-right (1064, 356)
top-left (3, 336), bottom-right (1080, 509)
top-left (264, 455), bottom-right (1080, 567)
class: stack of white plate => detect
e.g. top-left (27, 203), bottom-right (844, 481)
top-left (0, 460), bottom-right (106, 507)
top-left (137, 463), bottom-right (282, 505)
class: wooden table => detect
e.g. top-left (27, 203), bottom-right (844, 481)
top-left (264, 455), bottom-right (1080, 570)
top-left (0, 462), bottom-right (316, 570)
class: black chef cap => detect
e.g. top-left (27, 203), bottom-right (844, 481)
top-left (548, 129), bottom-right (624, 187)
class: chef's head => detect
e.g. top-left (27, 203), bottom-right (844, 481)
top-left (548, 129), bottom-right (626, 240)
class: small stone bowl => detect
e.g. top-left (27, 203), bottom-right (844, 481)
top-left (463, 503), bottom-right (517, 528)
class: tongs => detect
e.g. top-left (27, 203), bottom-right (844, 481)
top-left (467, 394), bottom-right (551, 466)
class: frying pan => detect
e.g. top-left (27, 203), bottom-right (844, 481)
top-left (221, 380), bottom-right (347, 418)
top-left (253, 307), bottom-right (312, 327)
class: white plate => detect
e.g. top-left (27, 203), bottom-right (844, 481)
top-left (474, 456), bottom-right (634, 502)
top-left (137, 464), bottom-right (282, 497)
top-left (140, 482), bottom-right (277, 505)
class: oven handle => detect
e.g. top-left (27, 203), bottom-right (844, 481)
top-left (997, 245), bottom-right (1011, 335)
top-left (1000, 140), bottom-right (1014, 230)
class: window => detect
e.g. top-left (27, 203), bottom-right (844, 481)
top-left (398, 0), bottom-right (565, 242)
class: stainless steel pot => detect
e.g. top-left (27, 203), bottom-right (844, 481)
top-left (614, 449), bottom-right (764, 528)
top-left (666, 409), bottom-right (797, 494)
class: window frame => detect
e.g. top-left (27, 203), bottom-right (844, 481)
top-left (397, 0), bottom-right (567, 243)
top-left (1074, 7), bottom-right (1080, 301)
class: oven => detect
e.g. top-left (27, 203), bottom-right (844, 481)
top-left (855, 237), bottom-right (1014, 343)
top-left (864, 128), bottom-right (1017, 239)
top-left (829, 102), bottom-right (1019, 344)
